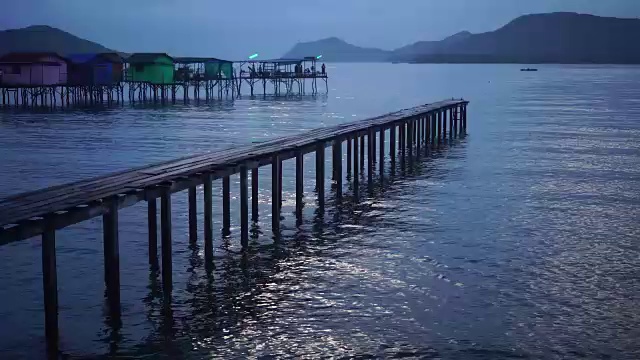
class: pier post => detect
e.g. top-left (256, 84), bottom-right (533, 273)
top-left (426, 114), bottom-right (431, 145)
top-left (453, 107), bottom-right (458, 137)
top-left (400, 122), bottom-right (406, 169)
top-left (367, 129), bottom-right (374, 192)
top-left (353, 136), bottom-right (360, 199)
top-left (160, 188), bottom-right (172, 293)
top-left (296, 151), bottom-right (304, 221)
top-left (416, 118), bottom-right (421, 155)
top-left (188, 186), bottom-right (197, 243)
top-left (240, 167), bottom-right (249, 247)
top-left (42, 222), bottom-right (58, 347)
top-left (438, 111), bottom-right (443, 144)
top-left (449, 108), bottom-right (453, 139)
top-left (203, 174), bottom-right (213, 263)
top-left (443, 110), bottom-right (448, 141)
top-left (252, 168), bottom-right (259, 221)
top-left (390, 125), bottom-right (396, 173)
top-left (372, 130), bottom-right (377, 164)
top-left (103, 199), bottom-right (121, 313)
top-left (315, 144), bottom-right (325, 211)
top-left (359, 136), bottom-right (365, 169)
top-left (148, 199), bottom-right (158, 266)
top-left (462, 104), bottom-right (467, 133)
top-left (272, 155), bottom-right (281, 232)
top-left (379, 127), bottom-right (385, 181)
top-left (346, 136), bottom-right (352, 177)
top-left (408, 121), bottom-right (414, 164)
top-left (222, 176), bottom-right (231, 236)
top-left (333, 139), bottom-right (342, 199)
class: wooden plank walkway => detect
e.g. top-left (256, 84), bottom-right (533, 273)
top-left (0, 98), bottom-right (468, 351)
top-left (0, 99), bottom-right (467, 245)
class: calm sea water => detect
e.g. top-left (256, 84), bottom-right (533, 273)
top-left (0, 64), bottom-right (639, 359)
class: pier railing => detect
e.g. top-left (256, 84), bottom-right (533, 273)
top-left (0, 98), bottom-right (468, 351)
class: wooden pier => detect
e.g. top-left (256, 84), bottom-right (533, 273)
top-left (0, 99), bottom-right (468, 353)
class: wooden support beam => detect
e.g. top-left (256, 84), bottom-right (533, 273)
top-left (315, 144), bottom-right (325, 211)
top-left (372, 130), bottom-right (377, 164)
top-left (408, 121), bottom-right (414, 163)
top-left (449, 108), bottom-right (454, 139)
top-left (188, 186), bottom-right (197, 243)
top-left (160, 189), bottom-right (172, 293)
top-left (426, 114), bottom-right (431, 145)
top-left (222, 176), bottom-right (230, 236)
top-left (367, 129), bottom-right (374, 191)
top-left (148, 199), bottom-right (158, 266)
top-left (333, 139), bottom-right (342, 199)
top-left (390, 125), bottom-right (396, 174)
top-left (251, 168), bottom-right (259, 221)
top-left (240, 167), bottom-right (249, 247)
top-left (203, 174), bottom-right (213, 263)
top-left (103, 199), bottom-right (120, 312)
top-left (359, 135), bottom-right (365, 169)
top-left (416, 118), bottom-right (421, 154)
top-left (379, 127), bottom-right (385, 181)
top-left (272, 155), bottom-right (281, 232)
top-left (295, 151), bottom-right (304, 221)
top-left (42, 223), bottom-right (58, 348)
top-left (353, 136), bottom-right (359, 199)
top-left (346, 136), bottom-right (352, 177)
top-left (400, 122), bottom-right (406, 168)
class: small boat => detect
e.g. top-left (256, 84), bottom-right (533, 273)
top-left (520, 68), bottom-right (538, 72)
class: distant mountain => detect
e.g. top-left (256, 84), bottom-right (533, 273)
top-left (402, 13), bottom-right (640, 64)
top-left (0, 25), bottom-right (117, 56)
top-left (390, 31), bottom-right (472, 61)
top-left (283, 13), bottom-right (640, 64)
top-left (282, 37), bottom-right (390, 62)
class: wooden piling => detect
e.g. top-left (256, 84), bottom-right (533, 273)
top-left (416, 118), bottom-right (421, 154)
top-left (359, 135), bottom-right (365, 169)
top-left (400, 123), bottom-right (406, 167)
top-left (203, 174), bottom-right (213, 263)
top-left (367, 129), bottom-right (374, 191)
top-left (372, 130), bottom-right (377, 164)
top-left (251, 168), bottom-right (259, 221)
top-left (449, 108), bottom-right (454, 139)
top-left (443, 110), bottom-right (448, 141)
top-left (188, 187), bottom-right (197, 243)
top-left (240, 167), bottom-right (249, 247)
top-left (333, 139), bottom-right (342, 199)
top-left (408, 121), bottom-right (414, 162)
top-left (147, 199), bottom-right (158, 266)
top-left (315, 144), bottom-right (325, 211)
top-left (222, 176), bottom-right (231, 236)
top-left (42, 222), bottom-right (58, 347)
top-left (296, 151), bottom-right (304, 220)
top-left (346, 136), bottom-right (352, 177)
top-left (160, 188), bottom-right (172, 293)
top-left (103, 199), bottom-right (120, 312)
top-left (390, 125), bottom-right (396, 172)
top-left (379, 127), bottom-right (385, 180)
top-left (272, 155), bottom-right (281, 232)
top-left (353, 135), bottom-right (360, 199)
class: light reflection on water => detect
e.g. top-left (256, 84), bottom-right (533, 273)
top-left (0, 64), bottom-right (639, 359)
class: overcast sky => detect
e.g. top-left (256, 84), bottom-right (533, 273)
top-left (1, 0), bottom-right (639, 59)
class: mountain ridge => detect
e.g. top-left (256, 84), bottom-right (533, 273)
top-left (283, 12), bottom-right (640, 64)
top-left (0, 25), bottom-right (117, 56)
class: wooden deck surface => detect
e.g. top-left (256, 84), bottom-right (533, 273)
top-left (0, 99), bottom-right (467, 243)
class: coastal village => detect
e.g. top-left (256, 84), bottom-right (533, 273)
top-left (0, 52), bottom-right (329, 107)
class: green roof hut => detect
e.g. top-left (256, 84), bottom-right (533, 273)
top-left (125, 53), bottom-right (174, 84)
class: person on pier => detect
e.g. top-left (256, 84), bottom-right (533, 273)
top-left (321, 63), bottom-right (326, 75)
